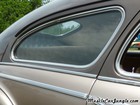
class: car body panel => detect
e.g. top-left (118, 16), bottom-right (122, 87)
top-left (0, 89), bottom-right (13, 105)
top-left (99, 10), bottom-right (140, 80)
top-left (88, 2), bottom-right (140, 105)
top-left (0, 65), bottom-right (95, 93)
top-left (0, 78), bottom-right (86, 105)
top-left (0, 0), bottom-right (140, 105)
top-left (0, 64), bottom-right (95, 105)
top-left (89, 80), bottom-right (140, 105)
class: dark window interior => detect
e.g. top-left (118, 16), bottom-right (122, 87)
top-left (121, 32), bottom-right (140, 73)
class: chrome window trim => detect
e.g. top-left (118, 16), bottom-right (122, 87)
top-left (116, 24), bottom-right (140, 78)
top-left (98, 76), bottom-right (140, 86)
top-left (0, 62), bottom-right (97, 78)
top-left (0, 72), bottom-right (88, 100)
top-left (11, 6), bottom-right (125, 69)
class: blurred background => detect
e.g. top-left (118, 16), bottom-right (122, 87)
top-left (0, 0), bottom-right (52, 33)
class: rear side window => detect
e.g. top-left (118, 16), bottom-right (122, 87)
top-left (121, 32), bottom-right (140, 74)
top-left (13, 10), bottom-right (122, 65)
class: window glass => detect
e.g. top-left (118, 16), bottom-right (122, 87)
top-left (121, 32), bottom-right (140, 73)
top-left (128, 33), bottom-right (140, 52)
top-left (40, 21), bottom-right (80, 36)
top-left (14, 10), bottom-right (122, 65)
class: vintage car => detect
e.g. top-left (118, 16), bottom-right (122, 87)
top-left (0, 0), bottom-right (140, 105)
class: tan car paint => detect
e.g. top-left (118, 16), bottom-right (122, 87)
top-left (0, 65), bottom-right (95, 105)
top-left (89, 80), bottom-right (140, 105)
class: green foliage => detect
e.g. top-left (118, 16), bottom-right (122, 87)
top-left (30, 0), bottom-right (42, 9)
top-left (0, 0), bottom-right (42, 33)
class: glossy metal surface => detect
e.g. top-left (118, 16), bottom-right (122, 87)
top-left (0, 90), bottom-right (12, 105)
top-left (98, 76), bottom-right (140, 86)
top-left (0, 78), bottom-right (86, 105)
top-left (89, 80), bottom-right (140, 105)
top-left (0, 0), bottom-right (140, 105)
top-left (0, 64), bottom-right (95, 105)
top-left (0, 73), bottom-right (88, 99)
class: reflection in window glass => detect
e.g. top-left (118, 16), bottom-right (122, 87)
top-left (40, 21), bottom-right (80, 36)
top-left (128, 34), bottom-right (140, 53)
top-left (121, 33), bottom-right (140, 73)
top-left (14, 10), bottom-right (122, 65)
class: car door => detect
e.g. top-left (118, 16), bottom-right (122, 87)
top-left (88, 2), bottom-right (140, 105)
top-left (0, 1), bottom-right (126, 105)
